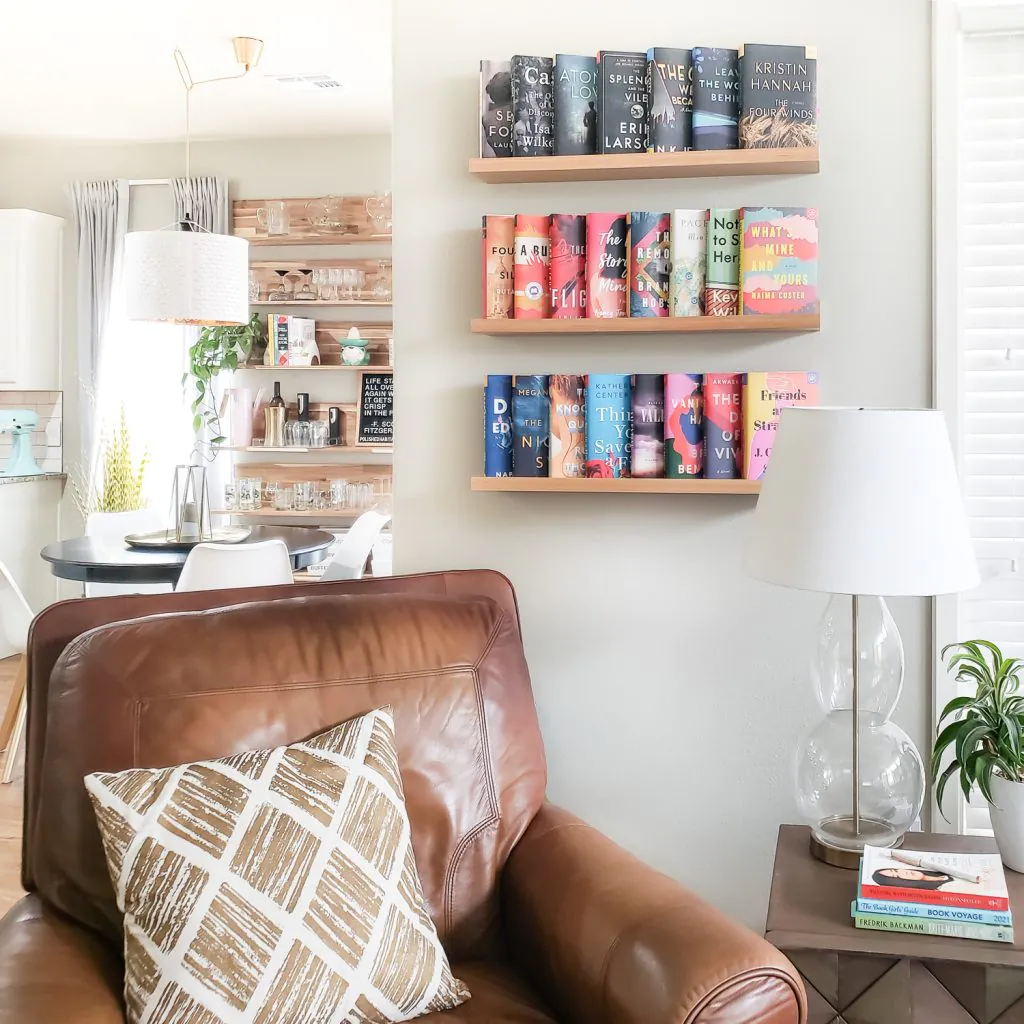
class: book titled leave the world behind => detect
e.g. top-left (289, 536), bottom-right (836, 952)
top-left (741, 371), bottom-right (819, 479)
top-left (740, 207), bottom-right (819, 315)
top-left (692, 47), bottom-right (740, 150)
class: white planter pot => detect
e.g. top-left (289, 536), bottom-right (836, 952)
top-left (988, 774), bottom-right (1024, 873)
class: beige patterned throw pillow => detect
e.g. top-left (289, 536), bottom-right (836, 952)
top-left (85, 707), bottom-right (469, 1024)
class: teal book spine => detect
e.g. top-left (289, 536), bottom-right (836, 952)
top-left (856, 898), bottom-right (1012, 927)
top-left (585, 374), bottom-right (632, 478)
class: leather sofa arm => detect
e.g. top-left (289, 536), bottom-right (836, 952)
top-left (503, 805), bottom-right (806, 1024)
top-left (0, 895), bottom-right (123, 1023)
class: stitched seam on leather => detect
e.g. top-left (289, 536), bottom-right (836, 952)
top-left (681, 967), bottom-right (802, 1024)
top-left (132, 699), bottom-right (142, 765)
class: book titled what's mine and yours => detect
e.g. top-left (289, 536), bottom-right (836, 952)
top-left (479, 44), bottom-right (816, 157)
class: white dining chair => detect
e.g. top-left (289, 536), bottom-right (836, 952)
top-left (85, 508), bottom-right (170, 596)
top-left (321, 510), bottom-right (393, 582)
top-left (0, 559), bottom-right (34, 785)
top-left (175, 539), bottom-right (293, 592)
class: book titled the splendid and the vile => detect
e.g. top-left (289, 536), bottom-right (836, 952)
top-left (484, 375), bottom-right (513, 477)
top-left (740, 207), bottom-right (819, 315)
top-left (692, 47), bottom-right (740, 150)
top-left (628, 211), bottom-right (670, 317)
top-left (586, 374), bottom-right (632, 478)
top-left (481, 215), bottom-right (514, 319)
top-left (646, 47), bottom-right (693, 152)
top-left (631, 373), bottom-right (665, 478)
top-left (705, 208), bottom-right (741, 316)
top-left (598, 51), bottom-right (649, 153)
top-left (739, 44), bottom-right (817, 149)
top-left (549, 374), bottom-right (587, 478)
top-left (741, 371), bottom-right (819, 479)
top-left (586, 212), bottom-right (628, 318)
top-left (479, 60), bottom-right (514, 158)
top-left (550, 214), bottom-right (587, 318)
top-left (511, 56), bottom-right (554, 157)
top-left (554, 54), bottom-right (598, 155)
top-left (512, 375), bottom-right (549, 477)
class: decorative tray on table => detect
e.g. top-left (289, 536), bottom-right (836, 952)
top-left (123, 526), bottom-right (252, 550)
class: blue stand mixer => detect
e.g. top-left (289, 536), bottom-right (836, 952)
top-left (0, 409), bottom-right (42, 477)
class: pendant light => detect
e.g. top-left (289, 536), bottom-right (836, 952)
top-left (125, 37), bottom-right (264, 326)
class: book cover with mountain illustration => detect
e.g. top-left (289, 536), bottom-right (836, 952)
top-left (511, 55), bottom-right (554, 156)
top-left (628, 211), bottom-right (670, 317)
top-left (692, 47), bottom-right (740, 150)
top-left (484, 375), bottom-right (513, 477)
top-left (706, 208), bottom-right (741, 315)
top-left (479, 60), bottom-right (514, 158)
top-left (550, 374), bottom-right (587, 478)
top-left (482, 215), bottom-right (514, 319)
top-left (598, 51), bottom-right (649, 153)
top-left (550, 214), bottom-right (587, 318)
top-left (513, 375), bottom-right (550, 476)
top-left (665, 373), bottom-right (704, 477)
top-left (555, 54), bottom-right (598, 155)
top-left (741, 371), bottom-right (819, 479)
top-left (647, 47), bottom-right (693, 152)
top-left (514, 214), bottom-right (551, 318)
top-left (586, 212), bottom-right (628, 318)
top-left (669, 209), bottom-right (707, 316)
top-left (704, 373), bottom-right (742, 478)
top-left (739, 44), bottom-right (817, 149)
top-left (631, 373), bottom-right (665, 478)
top-left (740, 207), bottom-right (818, 315)
top-left (586, 374), bottom-right (632, 477)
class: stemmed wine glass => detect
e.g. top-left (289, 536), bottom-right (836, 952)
top-left (294, 268), bottom-right (316, 301)
top-left (373, 260), bottom-right (392, 301)
top-left (268, 269), bottom-right (290, 301)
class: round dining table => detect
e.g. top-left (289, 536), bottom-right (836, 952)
top-left (40, 525), bottom-right (335, 588)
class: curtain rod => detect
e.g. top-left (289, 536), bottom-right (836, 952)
top-left (128, 178), bottom-right (172, 186)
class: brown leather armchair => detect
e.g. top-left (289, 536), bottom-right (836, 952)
top-left (2, 569), bottom-right (805, 1024)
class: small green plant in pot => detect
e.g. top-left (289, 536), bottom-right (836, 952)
top-left (931, 640), bottom-right (1024, 871)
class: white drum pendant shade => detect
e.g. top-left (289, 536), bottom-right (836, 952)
top-left (125, 230), bottom-right (249, 326)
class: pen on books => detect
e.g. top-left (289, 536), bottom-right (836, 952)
top-left (890, 850), bottom-right (982, 885)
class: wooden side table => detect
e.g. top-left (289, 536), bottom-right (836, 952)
top-left (765, 825), bottom-right (1024, 1023)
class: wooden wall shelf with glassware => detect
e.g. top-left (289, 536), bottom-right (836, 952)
top-left (250, 259), bottom-right (391, 306)
top-left (232, 196), bottom-right (392, 245)
top-left (470, 313), bottom-right (819, 335)
top-left (249, 322), bottom-right (392, 368)
top-left (216, 445), bottom-right (393, 455)
top-left (229, 462), bottom-right (392, 485)
top-left (468, 147), bottom-right (819, 184)
top-left (212, 508), bottom-right (364, 519)
top-left (240, 365), bottom-right (394, 372)
top-left (471, 477), bottom-right (760, 494)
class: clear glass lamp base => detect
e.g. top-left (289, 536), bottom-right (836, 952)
top-left (810, 814), bottom-right (905, 869)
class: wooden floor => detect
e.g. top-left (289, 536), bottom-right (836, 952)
top-left (0, 657), bottom-right (24, 915)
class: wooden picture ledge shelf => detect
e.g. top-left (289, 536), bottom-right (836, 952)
top-left (468, 147), bottom-right (819, 184)
top-left (471, 477), bottom-right (760, 494)
top-left (470, 313), bottom-right (819, 336)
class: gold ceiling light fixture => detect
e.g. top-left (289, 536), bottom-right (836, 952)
top-left (125, 37), bottom-right (265, 326)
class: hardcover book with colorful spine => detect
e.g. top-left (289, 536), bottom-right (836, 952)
top-left (479, 60), bottom-right (514, 158)
top-left (630, 373), bottom-right (665, 478)
top-left (549, 374), bottom-right (587, 478)
top-left (704, 373), bottom-right (742, 478)
top-left (512, 375), bottom-right (549, 477)
top-left (511, 55), bottom-right (554, 156)
top-left (585, 374), bottom-right (632, 478)
top-left (705, 208), bottom-right (741, 316)
top-left (586, 213), bottom-right (628, 318)
top-left (597, 51), bottom-right (649, 153)
top-left (481, 215), bottom-right (514, 319)
top-left (741, 371), bottom-right (819, 479)
top-left (665, 373), bottom-right (704, 477)
top-left (856, 898), bottom-right (1012, 927)
top-left (554, 54), bottom-right (598, 155)
top-left (550, 214), bottom-right (587, 318)
top-left (669, 209), bottom-right (707, 317)
top-left (739, 44), bottom-right (817, 149)
top-left (484, 375), bottom-right (513, 477)
top-left (852, 908), bottom-right (1013, 944)
top-left (692, 47), bottom-right (740, 150)
top-left (740, 207), bottom-right (819, 315)
top-left (514, 214), bottom-right (551, 319)
top-left (646, 47), bottom-right (693, 152)
top-left (628, 211), bottom-right (670, 317)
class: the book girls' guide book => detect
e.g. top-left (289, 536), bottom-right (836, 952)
top-left (740, 207), bottom-right (819, 315)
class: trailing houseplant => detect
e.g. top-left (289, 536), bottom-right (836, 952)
top-left (183, 312), bottom-right (262, 446)
top-left (931, 640), bottom-right (1024, 869)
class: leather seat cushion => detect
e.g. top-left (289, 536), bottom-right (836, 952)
top-left (428, 961), bottom-right (559, 1022)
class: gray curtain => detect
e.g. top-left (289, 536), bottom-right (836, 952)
top-left (170, 177), bottom-right (230, 234)
top-left (67, 179), bottom-right (129, 469)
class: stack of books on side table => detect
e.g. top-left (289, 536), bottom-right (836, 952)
top-left (853, 845), bottom-right (1013, 943)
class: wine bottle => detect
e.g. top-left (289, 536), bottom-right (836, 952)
top-left (270, 382), bottom-right (285, 408)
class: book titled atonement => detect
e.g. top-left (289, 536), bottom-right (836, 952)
top-left (554, 54), bottom-right (598, 155)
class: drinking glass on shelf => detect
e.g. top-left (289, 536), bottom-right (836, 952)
top-left (310, 421), bottom-right (328, 448)
top-left (294, 268), bottom-right (316, 301)
top-left (284, 420), bottom-right (297, 447)
top-left (330, 268), bottom-right (343, 300)
top-left (238, 477), bottom-right (260, 512)
top-left (329, 479), bottom-right (349, 508)
top-left (352, 269), bottom-right (366, 300)
top-left (273, 485), bottom-right (294, 511)
top-left (268, 269), bottom-right (290, 300)
top-left (248, 270), bottom-right (261, 303)
top-left (373, 260), bottom-right (392, 301)
top-left (294, 481), bottom-right (315, 512)
top-left (223, 481), bottom-right (236, 510)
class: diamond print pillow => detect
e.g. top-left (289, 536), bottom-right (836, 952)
top-left (85, 707), bottom-right (470, 1024)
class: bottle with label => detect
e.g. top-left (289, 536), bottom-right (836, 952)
top-left (265, 381), bottom-right (286, 447)
top-left (270, 382), bottom-right (285, 408)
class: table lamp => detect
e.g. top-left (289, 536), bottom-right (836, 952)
top-left (744, 408), bottom-right (979, 868)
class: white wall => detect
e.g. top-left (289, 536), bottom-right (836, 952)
top-left (393, 2), bottom-right (932, 925)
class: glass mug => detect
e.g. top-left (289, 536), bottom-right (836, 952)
top-left (293, 481), bottom-right (315, 512)
top-left (273, 486), bottom-right (294, 511)
top-left (256, 201), bottom-right (289, 237)
top-left (329, 479), bottom-right (349, 509)
top-left (238, 477), bottom-right (262, 512)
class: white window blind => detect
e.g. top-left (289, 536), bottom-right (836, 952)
top-left (958, 26), bottom-right (1024, 831)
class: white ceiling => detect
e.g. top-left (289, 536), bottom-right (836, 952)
top-left (0, 0), bottom-right (391, 141)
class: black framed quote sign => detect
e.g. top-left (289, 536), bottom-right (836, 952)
top-left (356, 370), bottom-right (394, 446)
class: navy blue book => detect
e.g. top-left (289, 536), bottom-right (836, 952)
top-left (692, 47), bottom-right (740, 150)
top-left (513, 375), bottom-right (550, 476)
top-left (555, 54), bottom-right (598, 155)
top-left (484, 375), bottom-right (513, 477)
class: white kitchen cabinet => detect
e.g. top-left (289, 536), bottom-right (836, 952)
top-left (0, 209), bottom-right (64, 391)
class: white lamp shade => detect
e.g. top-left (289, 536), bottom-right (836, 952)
top-left (124, 230), bottom-right (249, 326)
top-left (743, 408), bottom-right (980, 596)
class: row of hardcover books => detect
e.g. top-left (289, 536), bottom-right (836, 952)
top-left (479, 45), bottom-right (817, 158)
top-left (483, 207), bottom-right (818, 320)
top-left (855, 845), bottom-right (1013, 944)
top-left (484, 371), bottom-right (819, 480)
